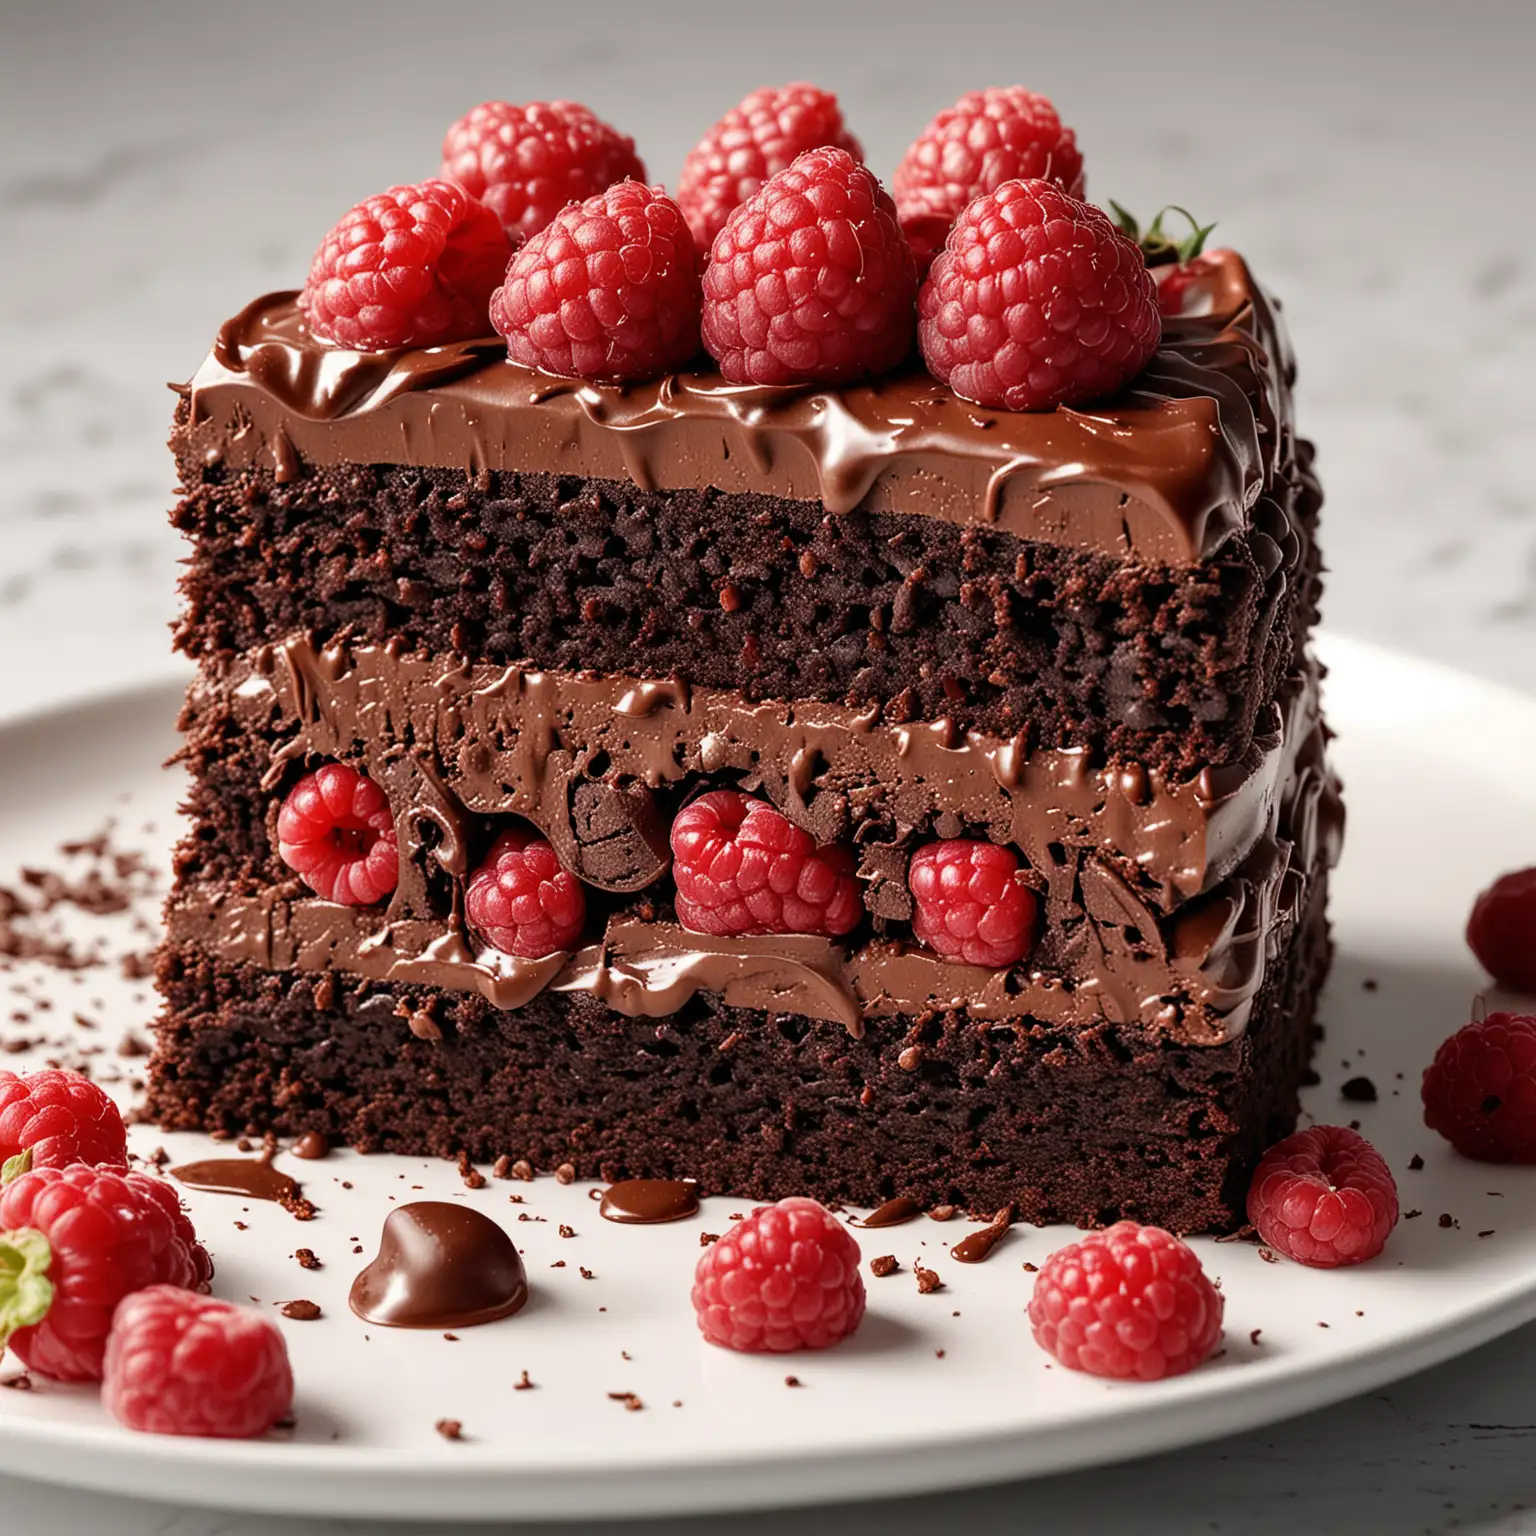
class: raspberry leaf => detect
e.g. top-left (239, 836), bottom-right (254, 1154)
top-left (1109, 201), bottom-right (1216, 266)
top-left (0, 1227), bottom-right (54, 1351)
top-left (1, 1148), bottom-right (31, 1186)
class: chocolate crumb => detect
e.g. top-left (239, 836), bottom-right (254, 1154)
top-left (784, 1375), bottom-right (802, 1388)
top-left (435, 1419), bottom-right (464, 1441)
top-left (1408, 1154), bottom-right (1424, 1171)
top-left (1318, 1321), bottom-right (1329, 1328)
top-left (280, 1300), bottom-right (321, 1321)
top-left (927, 1204), bottom-right (956, 1221)
top-left (1362, 977), bottom-right (1378, 991)
top-left (935, 1349), bottom-right (946, 1359)
top-left (608, 1391), bottom-right (644, 1411)
top-left (1258, 1248), bottom-right (1278, 1263)
top-left (558, 1224), bottom-right (575, 1239)
top-left (1405, 1209), bottom-right (1422, 1219)
top-left (0, 1373), bottom-right (32, 1391)
top-left (580, 1266), bottom-right (594, 1280)
top-left (914, 1264), bottom-right (942, 1294)
top-left (492, 1155), bottom-right (515, 1180)
top-left (443, 1333), bottom-right (460, 1342)
top-left (555, 1163), bottom-right (576, 1185)
top-left (514, 1370), bottom-right (535, 1390)
top-left (1439, 1213), bottom-right (1456, 1228)
top-left (116, 1033), bottom-right (149, 1058)
top-left (699, 1232), bottom-right (719, 1247)
top-left (1249, 1328), bottom-right (1263, 1346)
top-left (869, 1254), bottom-right (899, 1278)
top-left (1479, 1229), bottom-right (1496, 1238)
top-left (510, 1159), bottom-right (534, 1181)
top-left (1341, 1075), bottom-right (1377, 1103)
top-left (463, 1169), bottom-right (487, 1191)
top-left (294, 1248), bottom-right (321, 1270)
top-left (1021, 1261), bottom-right (1038, 1272)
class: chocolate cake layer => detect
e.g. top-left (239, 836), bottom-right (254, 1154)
top-left (146, 866), bottom-right (1330, 1234)
top-left (167, 633), bottom-right (1340, 1045)
top-left (170, 251), bottom-right (1321, 772)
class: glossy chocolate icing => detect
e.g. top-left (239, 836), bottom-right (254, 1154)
top-left (348, 1202), bottom-right (528, 1329)
top-left (598, 1178), bottom-right (700, 1224)
top-left (182, 252), bottom-right (1289, 564)
top-left (171, 1157), bottom-right (298, 1202)
top-left (168, 631), bottom-right (1341, 1045)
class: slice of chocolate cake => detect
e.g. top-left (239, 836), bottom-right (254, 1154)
top-left (148, 97), bottom-right (1340, 1232)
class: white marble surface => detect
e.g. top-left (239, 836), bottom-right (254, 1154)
top-left (2, 0), bottom-right (1534, 1529)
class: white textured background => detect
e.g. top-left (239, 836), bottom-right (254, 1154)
top-left (2, 0), bottom-right (1535, 1529)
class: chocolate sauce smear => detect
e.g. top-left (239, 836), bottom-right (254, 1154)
top-left (949, 1203), bottom-right (1016, 1264)
top-left (855, 1196), bottom-right (924, 1229)
top-left (348, 1202), bottom-right (528, 1329)
top-left (171, 1157), bottom-right (299, 1203)
top-left (598, 1178), bottom-right (700, 1225)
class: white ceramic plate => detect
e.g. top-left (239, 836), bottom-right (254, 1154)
top-left (0, 633), bottom-right (1533, 1522)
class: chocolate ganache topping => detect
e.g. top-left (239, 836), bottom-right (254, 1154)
top-left (168, 632), bottom-right (1342, 1045)
top-left (183, 252), bottom-right (1292, 565)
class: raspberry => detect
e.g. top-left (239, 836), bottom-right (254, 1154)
top-left (908, 839), bottom-right (1038, 968)
top-left (1466, 868), bottom-right (1536, 992)
top-left (0, 1068), bottom-right (126, 1172)
top-left (441, 100), bottom-right (645, 247)
top-left (1028, 1221), bottom-right (1222, 1380)
top-left (917, 178), bottom-right (1161, 412)
top-left (676, 83), bottom-right (863, 252)
top-left (700, 147), bottom-right (917, 387)
top-left (692, 1197), bottom-right (865, 1352)
top-left (276, 763), bottom-right (398, 906)
top-left (894, 88), bottom-right (1085, 274)
top-left (1423, 1013), bottom-right (1536, 1163)
top-left (670, 791), bottom-right (861, 938)
top-left (1246, 1125), bottom-right (1399, 1266)
top-left (299, 179), bottom-right (510, 351)
top-left (465, 828), bottom-right (587, 958)
top-left (103, 1286), bottom-right (293, 1439)
top-left (0, 1163), bottom-right (213, 1382)
top-left (489, 182), bottom-right (701, 383)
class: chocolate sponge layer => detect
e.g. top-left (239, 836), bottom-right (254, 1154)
top-left (146, 867), bottom-right (1328, 1234)
top-left (170, 446), bottom-right (1320, 776)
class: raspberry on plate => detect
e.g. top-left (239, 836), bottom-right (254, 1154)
top-left (489, 182), bottom-right (702, 383)
top-left (104, 1286), bottom-right (294, 1439)
top-left (692, 1196), bottom-right (865, 1352)
top-left (299, 179), bottom-right (511, 351)
top-left (1466, 868), bottom-right (1536, 993)
top-left (700, 146), bottom-right (917, 387)
top-left (276, 763), bottom-right (399, 907)
top-left (0, 1068), bottom-right (127, 1172)
top-left (1246, 1124), bottom-right (1399, 1266)
top-left (917, 178), bottom-right (1161, 412)
top-left (894, 87), bottom-right (1085, 274)
top-left (1423, 1013), bottom-right (1536, 1162)
top-left (676, 83), bottom-right (863, 252)
top-left (465, 828), bottom-right (587, 958)
top-left (670, 790), bottom-right (861, 938)
top-left (441, 99), bottom-right (645, 248)
top-left (1028, 1221), bottom-right (1223, 1380)
top-left (0, 1163), bottom-right (213, 1382)
top-left (908, 839), bottom-right (1038, 968)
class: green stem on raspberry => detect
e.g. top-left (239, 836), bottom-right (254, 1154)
top-left (0, 1227), bottom-right (54, 1354)
top-left (1109, 201), bottom-right (1217, 266)
top-left (1, 1148), bottom-right (31, 1186)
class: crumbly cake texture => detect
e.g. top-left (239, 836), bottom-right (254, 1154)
top-left (150, 248), bottom-right (1340, 1231)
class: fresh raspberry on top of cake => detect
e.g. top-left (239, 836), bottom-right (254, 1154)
top-left (0, 1068), bottom-right (127, 1171)
top-left (299, 180), bottom-right (511, 351)
top-left (700, 146), bottom-right (916, 386)
top-left (692, 1196), bottom-right (865, 1352)
top-left (103, 1286), bottom-right (294, 1439)
top-left (1246, 1124), bottom-right (1399, 1266)
top-left (1423, 1013), bottom-right (1536, 1163)
top-left (917, 177), bottom-right (1160, 411)
top-left (894, 87), bottom-right (1085, 273)
top-left (276, 763), bottom-right (399, 907)
top-left (670, 790), bottom-right (861, 938)
top-left (0, 1163), bottom-right (213, 1382)
top-left (489, 181), bottom-right (702, 382)
top-left (1028, 1220), bottom-right (1223, 1380)
top-left (1466, 868), bottom-right (1536, 993)
top-left (908, 839), bottom-right (1038, 968)
top-left (676, 83), bottom-right (863, 251)
top-left (440, 99), bottom-right (645, 247)
top-left (466, 828), bottom-right (587, 958)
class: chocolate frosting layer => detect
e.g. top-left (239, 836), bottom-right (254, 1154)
top-left (183, 252), bottom-right (1289, 564)
top-left (169, 634), bottom-right (1342, 1045)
